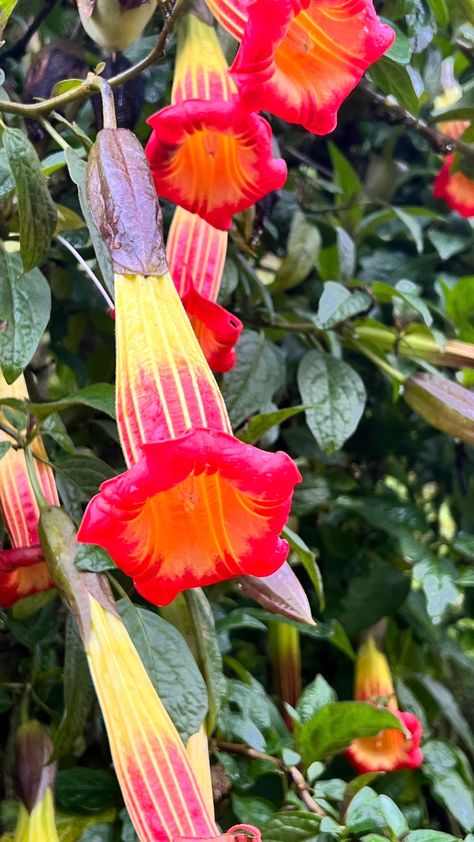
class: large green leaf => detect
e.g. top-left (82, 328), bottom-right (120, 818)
top-left (223, 330), bottom-right (284, 427)
top-left (4, 128), bottom-right (57, 271)
top-left (298, 350), bottom-right (366, 454)
top-left (0, 244), bottom-right (51, 383)
top-left (118, 598), bottom-right (208, 742)
top-left (295, 701), bottom-right (403, 765)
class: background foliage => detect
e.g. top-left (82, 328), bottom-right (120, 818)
top-left (1, 0), bottom-right (474, 840)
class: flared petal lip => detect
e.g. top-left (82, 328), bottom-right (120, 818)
top-left (146, 99), bottom-right (287, 230)
top-left (78, 428), bottom-right (301, 604)
top-left (230, 0), bottom-right (395, 135)
top-left (183, 284), bottom-right (243, 372)
top-left (346, 708), bottom-right (424, 774)
top-left (433, 155), bottom-right (474, 218)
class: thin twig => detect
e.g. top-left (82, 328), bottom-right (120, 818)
top-left (359, 85), bottom-right (474, 161)
top-left (215, 741), bottom-right (325, 816)
top-left (0, 1), bottom-right (182, 118)
top-left (56, 234), bottom-right (115, 310)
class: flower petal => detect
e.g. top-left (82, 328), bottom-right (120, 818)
top-left (78, 428), bottom-right (301, 606)
top-left (433, 155), bottom-right (474, 218)
top-left (167, 208), bottom-right (228, 303)
top-left (230, 0), bottom-right (395, 135)
top-left (182, 285), bottom-right (242, 373)
top-left (346, 709), bottom-right (424, 773)
top-left (354, 636), bottom-right (395, 705)
top-left (166, 208), bottom-right (241, 372)
top-left (115, 272), bottom-right (231, 466)
top-left (172, 13), bottom-right (236, 105)
top-left (86, 595), bottom-right (218, 840)
top-left (0, 372), bottom-right (58, 606)
top-left (205, 0), bottom-right (248, 40)
top-left (146, 100), bottom-right (287, 230)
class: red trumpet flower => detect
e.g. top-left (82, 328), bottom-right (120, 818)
top-left (78, 271), bottom-right (300, 606)
top-left (0, 372), bottom-right (58, 607)
top-left (206, 0), bottom-right (394, 135)
top-left (146, 12), bottom-right (286, 230)
top-left (346, 637), bottom-right (423, 773)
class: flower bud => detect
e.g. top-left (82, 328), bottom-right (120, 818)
top-left (404, 372), bottom-right (474, 445)
top-left (77, 0), bottom-right (157, 52)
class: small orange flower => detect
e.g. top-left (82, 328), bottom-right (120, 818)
top-left (346, 637), bottom-right (423, 773)
top-left (0, 371), bottom-right (58, 607)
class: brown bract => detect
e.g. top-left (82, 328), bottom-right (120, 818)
top-left (16, 722), bottom-right (56, 813)
top-left (87, 128), bottom-right (168, 275)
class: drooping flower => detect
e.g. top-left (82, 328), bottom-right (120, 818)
top-left (206, 0), bottom-right (394, 135)
top-left (0, 371), bottom-right (58, 607)
top-left (14, 720), bottom-right (59, 842)
top-left (346, 637), bottom-right (423, 773)
top-left (145, 11), bottom-right (287, 230)
top-left (167, 206), bottom-right (242, 372)
top-left (78, 271), bottom-right (300, 605)
top-left (78, 127), bottom-right (300, 606)
top-left (433, 154), bottom-right (474, 219)
top-left (40, 506), bottom-right (237, 842)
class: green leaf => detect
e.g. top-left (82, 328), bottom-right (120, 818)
top-left (4, 128), bottom-right (57, 271)
top-left (379, 794), bottom-right (409, 837)
top-left (423, 740), bottom-right (474, 832)
top-left (315, 282), bottom-right (372, 329)
top-left (118, 598), bottom-right (208, 742)
top-left (53, 615), bottom-right (94, 759)
top-left (232, 794), bottom-right (276, 826)
top-left (78, 824), bottom-right (115, 842)
top-left (237, 405), bottom-right (306, 445)
top-left (56, 769), bottom-right (120, 814)
top-left (413, 554), bottom-right (461, 624)
top-left (75, 544), bottom-right (116, 573)
top-left (185, 589), bottom-right (227, 732)
top-left (0, 441), bottom-right (11, 461)
top-left (296, 674), bottom-right (337, 724)
top-left (370, 56), bottom-right (420, 114)
top-left (0, 0), bottom-right (18, 39)
top-left (0, 149), bottom-right (14, 197)
top-left (41, 413), bottom-right (75, 453)
top-left (345, 787), bottom-right (386, 835)
top-left (0, 243), bottom-right (51, 383)
top-left (283, 526), bottom-right (324, 610)
top-left (223, 330), bottom-right (284, 427)
top-left (383, 20), bottom-right (411, 64)
top-left (416, 676), bottom-right (474, 753)
top-left (23, 384), bottom-right (116, 420)
top-left (298, 350), bottom-right (366, 454)
top-left (295, 702), bottom-right (402, 765)
top-left (273, 211), bottom-right (320, 290)
top-left (261, 811), bottom-right (321, 842)
top-left (65, 148), bottom-right (114, 296)
top-left (405, 833), bottom-right (457, 842)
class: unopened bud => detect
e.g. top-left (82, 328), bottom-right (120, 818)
top-left (77, 0), bottom-right (158, 52)
top-left (404, 372), bottom-right (474, 445)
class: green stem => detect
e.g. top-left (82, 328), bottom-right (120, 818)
top-left (39, 118), bottom-right (71, 152)
top-left (349, 337), bottom-right (406, 384)
top-left (89, 75), bottom-right (117, 130)
top-left (24, 446), bottom-right (48, 510)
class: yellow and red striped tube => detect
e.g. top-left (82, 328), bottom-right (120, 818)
top-left (346, 637), bottom-right (423, 773)
top-left (86, 594), bottom-right (218, 842)
top-left (0, 370), bottom-right (58, 606)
